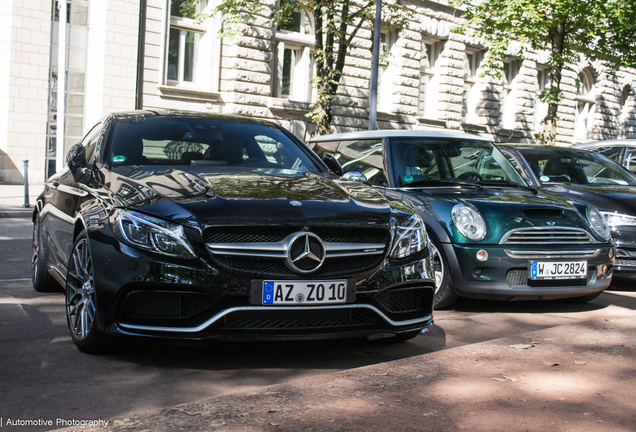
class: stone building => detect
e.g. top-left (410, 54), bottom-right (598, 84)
top-left (1, 0), bottom-right (635, 184)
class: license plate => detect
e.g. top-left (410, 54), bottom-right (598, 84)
top-left (262, 280), bottom-right (348, 305)
top-left (529, 261), bottom-right (587, 280)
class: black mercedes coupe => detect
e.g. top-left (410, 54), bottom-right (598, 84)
top-left (32, 111), bottom-right (435, 353)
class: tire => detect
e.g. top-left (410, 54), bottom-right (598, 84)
top-left (429, 238), bottom-right (458, 309)
top-left (32, 216), bottom-right (60, 292)
top-left (65, 230), bottom-right (115, 354)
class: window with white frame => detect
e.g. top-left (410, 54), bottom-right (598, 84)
top-left (377, 30), bottom-right (395, 111)
top-left (273, 5), bottom-right (314, 102)
top-left (167, 0), bottom-right (208, 86)
top-left (462, 50), bottom-right (484, 123)
top-left (534, 66), bottom-right (550, 133)
top-left (574, 69), bottom-right (596, 141)
top-left (501, 59), bottom-right (521, 129)
top-left (419, 39), bottom-right (444, 118)
top-left (619, 84), bottom-right (634, 138)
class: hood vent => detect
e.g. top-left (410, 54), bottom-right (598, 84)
top-left (521, 208), bottom-right (564, 219)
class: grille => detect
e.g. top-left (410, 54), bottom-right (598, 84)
top-left (219, 308), bottom-right (382, 330)
top-left (615, 259), bottom-right (636, 268)
top-left (501, 227), bottom-right (593, 245)
top-left (213, 254), bottom-right (382, 278)
top-left (506, 268), bottom-right (590, 288)
top-left (205, 226), bottom-right (388, 244)
top-left (119, 291), bottom-right (218, 320)
top-left (373, 288), bottom-right (431, 314)
top-left (205, 226), bottom-right (389, 278)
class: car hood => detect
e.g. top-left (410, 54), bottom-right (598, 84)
top-left (388, 186), bottom-right (600, 244)
top-left (541, 184), bottom-right (636, 215)
top-left (103, 167), bottom-right (394, 228)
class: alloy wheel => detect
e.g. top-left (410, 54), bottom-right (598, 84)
top-left (430, 242), bottom-right (444, 293)
top-left (66, 238), bottom-right (96, 340)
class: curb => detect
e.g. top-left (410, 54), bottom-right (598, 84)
top-left (0, 209), bottom-right (33, 219)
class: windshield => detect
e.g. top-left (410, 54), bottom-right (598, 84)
top-left (107, 116), bottom-right (320, 174)
top-left (389, 137), bottom-right (526, 188)
top-left (517, 148), bottom-right (636, 186)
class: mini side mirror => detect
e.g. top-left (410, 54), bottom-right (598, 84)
top-left (342, 171), bottom-right (368, 184)
top-left (321, 153), bottom-right (343, 176)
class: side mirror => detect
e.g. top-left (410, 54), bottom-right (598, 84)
top-left (342, 171), bottom-right (368, 184)
top-left (66, 143), bottom-right (90, 183)
top-left (321, 153), bottom-right (343, 176)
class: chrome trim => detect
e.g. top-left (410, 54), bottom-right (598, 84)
top-left (504, 249), bottom-right (600, 259)
top-left (500, 227), bottom-right (594, 245)
top-left (207, 238), bottom-right (386, 258)
top-left (118, 304), bottom-right (432, 333)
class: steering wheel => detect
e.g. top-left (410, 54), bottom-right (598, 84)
top-left (457, 172), bottom-right (483, 181)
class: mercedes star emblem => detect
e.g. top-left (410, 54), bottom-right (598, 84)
top-left (286, 232), bottom-right (326, 274)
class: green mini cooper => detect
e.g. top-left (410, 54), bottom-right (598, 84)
top-left (310, 130), bottom-right (615, 308)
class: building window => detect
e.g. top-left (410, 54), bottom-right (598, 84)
top-left (419, 39), bottom-right (444, 118)
top-left (534, 67), bottom-right (550, 133)
top-left (462, 50), bottom-right (484, 123)
top-left (501, 59), bottom-right (521, 129)
top-left (377, 30), bottom-right (395, 111)
top-left (273, 6), bottom-right (314, 102)
top-left (46, 0), bottom-right (88, 179)
top-left (619, 84), bottom-right (634, 138)
top-left (167, 0), bottom-right (206, 86)
top-left (574, 69), bottom-right (596, 142)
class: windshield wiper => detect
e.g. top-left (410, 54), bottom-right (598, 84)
top-left (403, 179), bottom-right (482, 188)
top-left (477, 179), bottom-right (537, 193)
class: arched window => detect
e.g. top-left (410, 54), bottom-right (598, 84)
top-left (574, 69), bottom-right (596, 141)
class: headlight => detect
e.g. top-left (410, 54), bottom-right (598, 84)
top-left (111, 209), bottom-right (197, 259)
top-left (451, 204), bottom-right (487, 241)
top-left (601, 211), bottom-right (636, 227)
top-left (587, 207), bottom-right (611, 240)
top-left (390, 214), bottom-right (427, 259)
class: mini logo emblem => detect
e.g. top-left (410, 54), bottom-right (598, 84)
top-left (546, 221), bottom-right (556, 226)
top-left (514, 217), bottom-right (522, 223)
top-left (286, 232), bottom-right (326, 274)
top-left (290, 200), bottom-right (302, 207)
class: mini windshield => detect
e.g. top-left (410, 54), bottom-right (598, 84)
top-left (107, 116), bottom-right (319, 174)
top-left (390, 137), bottom-right (526, 188)
top-left (517, 148), bottom-right (636, 186)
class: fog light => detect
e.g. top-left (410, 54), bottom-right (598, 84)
top-left (476, 249), bottom-right (488, 262)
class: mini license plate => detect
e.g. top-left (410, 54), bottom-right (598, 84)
top-left (262, 280), bottom-right (348, 305)
top-left (529, 260), bottom-right (587, 280)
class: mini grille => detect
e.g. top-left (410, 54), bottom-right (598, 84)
top-left (506, 269), bottom-right (590, 288)
top-left (501, 228), bottom-right (593, 245)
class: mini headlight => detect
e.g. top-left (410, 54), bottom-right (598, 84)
top-left (111, 210), bottom-right (197, 259)
top-left (451, 204), bottom-right (487, 241)
top-left (601, 211), bottom-right (636, 227)
top-left (587, 207), bottom-right (611, 241)
top-left (390, 214), bottom-right (427, 259)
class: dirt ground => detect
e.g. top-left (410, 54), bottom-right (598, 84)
top-left (56, 312), bottom-right (636, 432)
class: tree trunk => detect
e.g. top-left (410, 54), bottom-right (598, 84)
top-left (542, 22), bottom-right (566, 145)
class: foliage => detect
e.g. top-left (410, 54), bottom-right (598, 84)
top-left (185, 0), bottom-right (413, 135)
top-left (454, 0), bottom-right (636, 144)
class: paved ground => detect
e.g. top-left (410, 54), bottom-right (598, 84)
top-left (53, 312), bottom-right (636, 432)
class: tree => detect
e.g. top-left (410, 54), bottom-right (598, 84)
top-left (455, 0), bottom-right (636, 144)
top-left (187, 0), bottom-right (411, 135)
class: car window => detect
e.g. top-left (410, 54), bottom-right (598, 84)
top-left (500, 148), bottom-right (531, 179)
top-left (623, 147), bottom-right (636, 174)
top-left (517, 148), bottom-right (636, 186)
top-left (107, 117), bottom-right (319, 174)
top-left (309, 140), bottom-right (338, 159)
top-left (597, 146), bottom-right (622, 162)
top-left (389, 138), bottom-right (525, 187)
top-left (333, 139), bottom-right (388, 186)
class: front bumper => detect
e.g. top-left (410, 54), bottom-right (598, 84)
top-left (442, 243), bottom-right (615, 300)
top-left (88, 230), bottom-right (435, 340)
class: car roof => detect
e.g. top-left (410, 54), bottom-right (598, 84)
top-left (308, 129), bottom-right (492, 143)
top-left (498, 143), bottom-right (593, 152)
top-left (573, 139), bottom-right (636, 149)
top-left (108, 109), bottom-right (277, 126)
